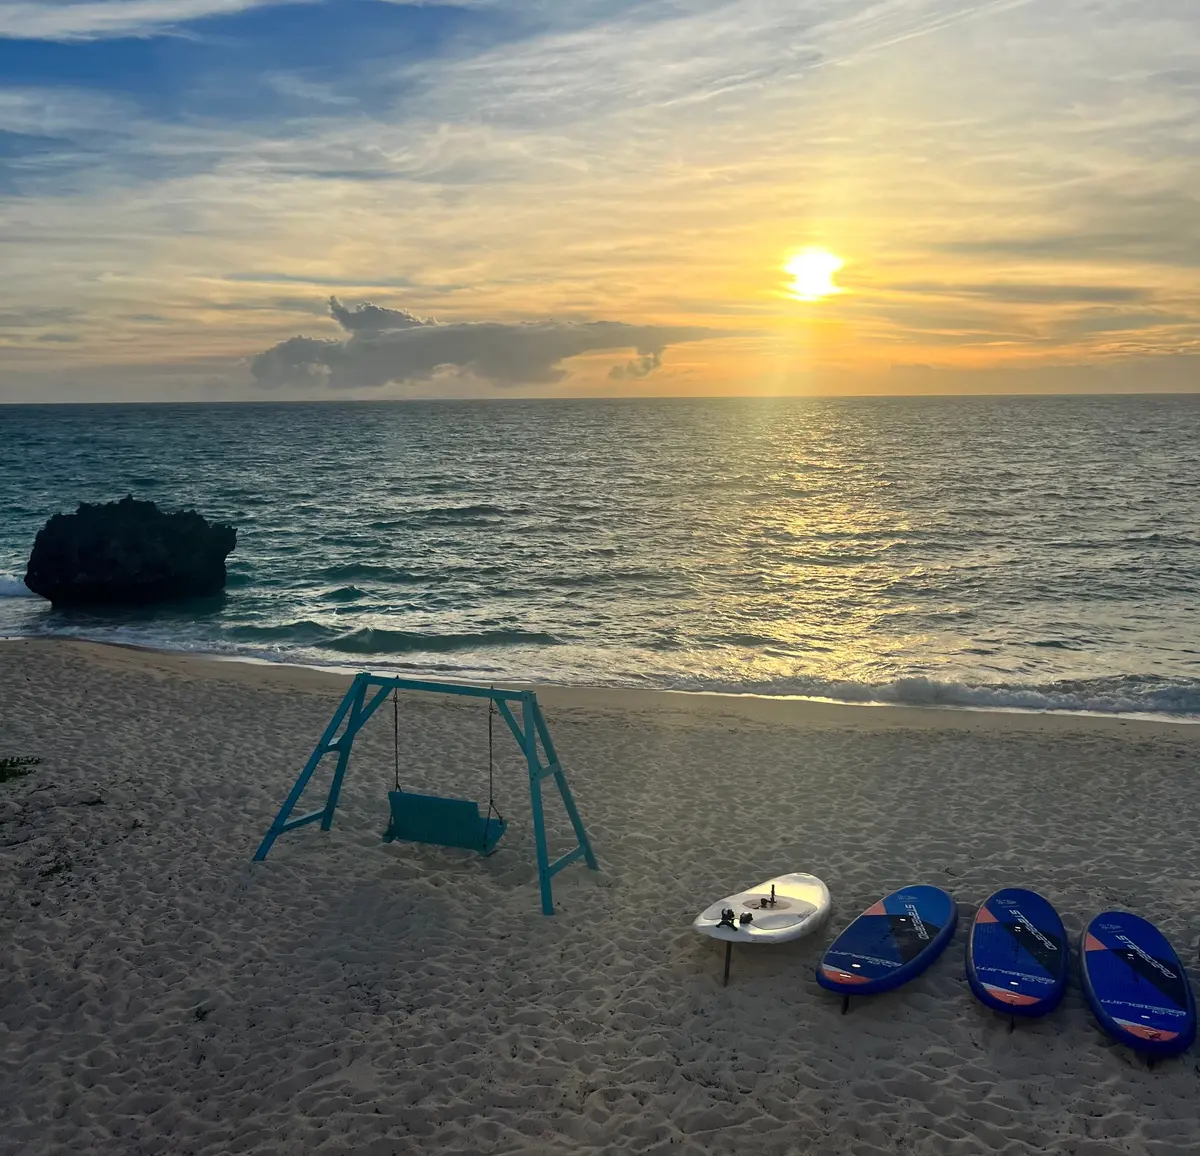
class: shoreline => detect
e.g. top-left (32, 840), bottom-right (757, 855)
top-left (4, 579), bottom-right (1200, 723)
top-left (4, 635), bottom-right (1200, 740)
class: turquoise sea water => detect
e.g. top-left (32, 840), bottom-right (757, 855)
top-left (1, 395), bottom-right (1199, 715)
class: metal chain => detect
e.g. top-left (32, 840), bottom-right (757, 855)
top-left (392, 689), bottom-right (400, 791)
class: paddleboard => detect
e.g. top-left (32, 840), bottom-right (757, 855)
top-left (693, 873), bottom-right (831, 944)
top-left (966, 888), bottom-right (1068, 1017)
top-left (1080, 911), bottom-right (1196, 1057)
top-left (817, 885), bottom-right (957, 996)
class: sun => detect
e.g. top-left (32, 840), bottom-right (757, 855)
top-left (784, 248), bottom-right (844, 301)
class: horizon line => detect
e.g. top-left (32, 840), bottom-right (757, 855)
top-left (2, 390), bottom-right (1200, 407)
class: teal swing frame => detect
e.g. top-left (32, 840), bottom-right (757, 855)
top-left (252, 673), bottom-right (598, 915)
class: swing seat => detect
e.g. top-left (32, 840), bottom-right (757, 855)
top-left (383, 790), bottom-right (506, 854)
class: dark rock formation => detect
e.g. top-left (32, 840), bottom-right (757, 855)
top-left (24, 496), bottom-right (236, 606)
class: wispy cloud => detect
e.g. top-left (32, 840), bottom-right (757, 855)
top-left (0, 0), bottom-right (296, 40)
top-left (0, 305), bottom-right (79, 327)
top-left (887, 283), bottom-right (1156, 305)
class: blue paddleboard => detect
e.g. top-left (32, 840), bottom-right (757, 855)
top-left (817, 885), bottom-right (958, 996)
top-left (966, 888), bottom-right (1067, 1017)
top-left (1080, 912), bottom-right (1196, 1057)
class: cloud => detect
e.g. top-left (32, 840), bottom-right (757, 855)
top-left (930, 188), bottom-right (1200, 271)
top-left (208, 295), bottom-right (333, 316)
top-left (250, 297), bottom-right (728, 389)
top-left (884, 353), bottom-right (1200, 394)
top-left (1051, 309), bottom-right (1196, 337)
top-left (0, 1), bottom-right (297, 41)
top-left (222, 272), bottom-right (422, 289)
top-left (608, 349), bottom-right (662, 379)
top-left (887, 282), bottom-right (1155, 304)
top-left (0, 306), bottom-right (79, 328)
top-left (328, 295), bottom-right (432, 332)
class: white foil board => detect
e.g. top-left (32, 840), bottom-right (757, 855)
top-left (693, 872), bottom-right (831, 944)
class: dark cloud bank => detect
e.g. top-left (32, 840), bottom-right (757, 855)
top-left (251, 297), bottom-right (727, 389)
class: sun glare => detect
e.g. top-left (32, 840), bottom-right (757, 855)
top-left (784, 248), bottom-right (844, 301)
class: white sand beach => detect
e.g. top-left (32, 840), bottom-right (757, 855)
top-left (2, 637), bottom-right (1199, 1156)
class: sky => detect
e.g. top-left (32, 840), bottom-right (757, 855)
top-left (1, 0), bottom-right (1198, 401)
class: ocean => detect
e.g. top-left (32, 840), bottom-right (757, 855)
top-left (1, 395), bottom-right (1198, 717)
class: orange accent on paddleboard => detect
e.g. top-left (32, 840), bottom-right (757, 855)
top-left (975, 905), bottom-right (999, 924)
top-left (822, 967), bottom-right (871, 985)
top-left (863, 901), bottom-right (888, 917)
top-left (1084, 932), bottom-right (1106, 952)
top-left (983, 984), bottom-right (1040, 1007)
top-left (1114, 1021), bottom-right (1176, 1042)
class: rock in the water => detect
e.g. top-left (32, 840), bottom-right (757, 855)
top-left (24, 496), bottom-right (237, 606)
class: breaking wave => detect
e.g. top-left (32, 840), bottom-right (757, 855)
top-left (667, 673), bottom-right (1200, 718)
top-left (0, 574), bottom-right (34, 598)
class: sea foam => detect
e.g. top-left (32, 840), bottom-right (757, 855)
top-left (0, 574), bottom-right (34, 598)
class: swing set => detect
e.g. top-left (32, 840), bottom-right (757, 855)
top-left (252, 673), bottom-right (598, 915)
